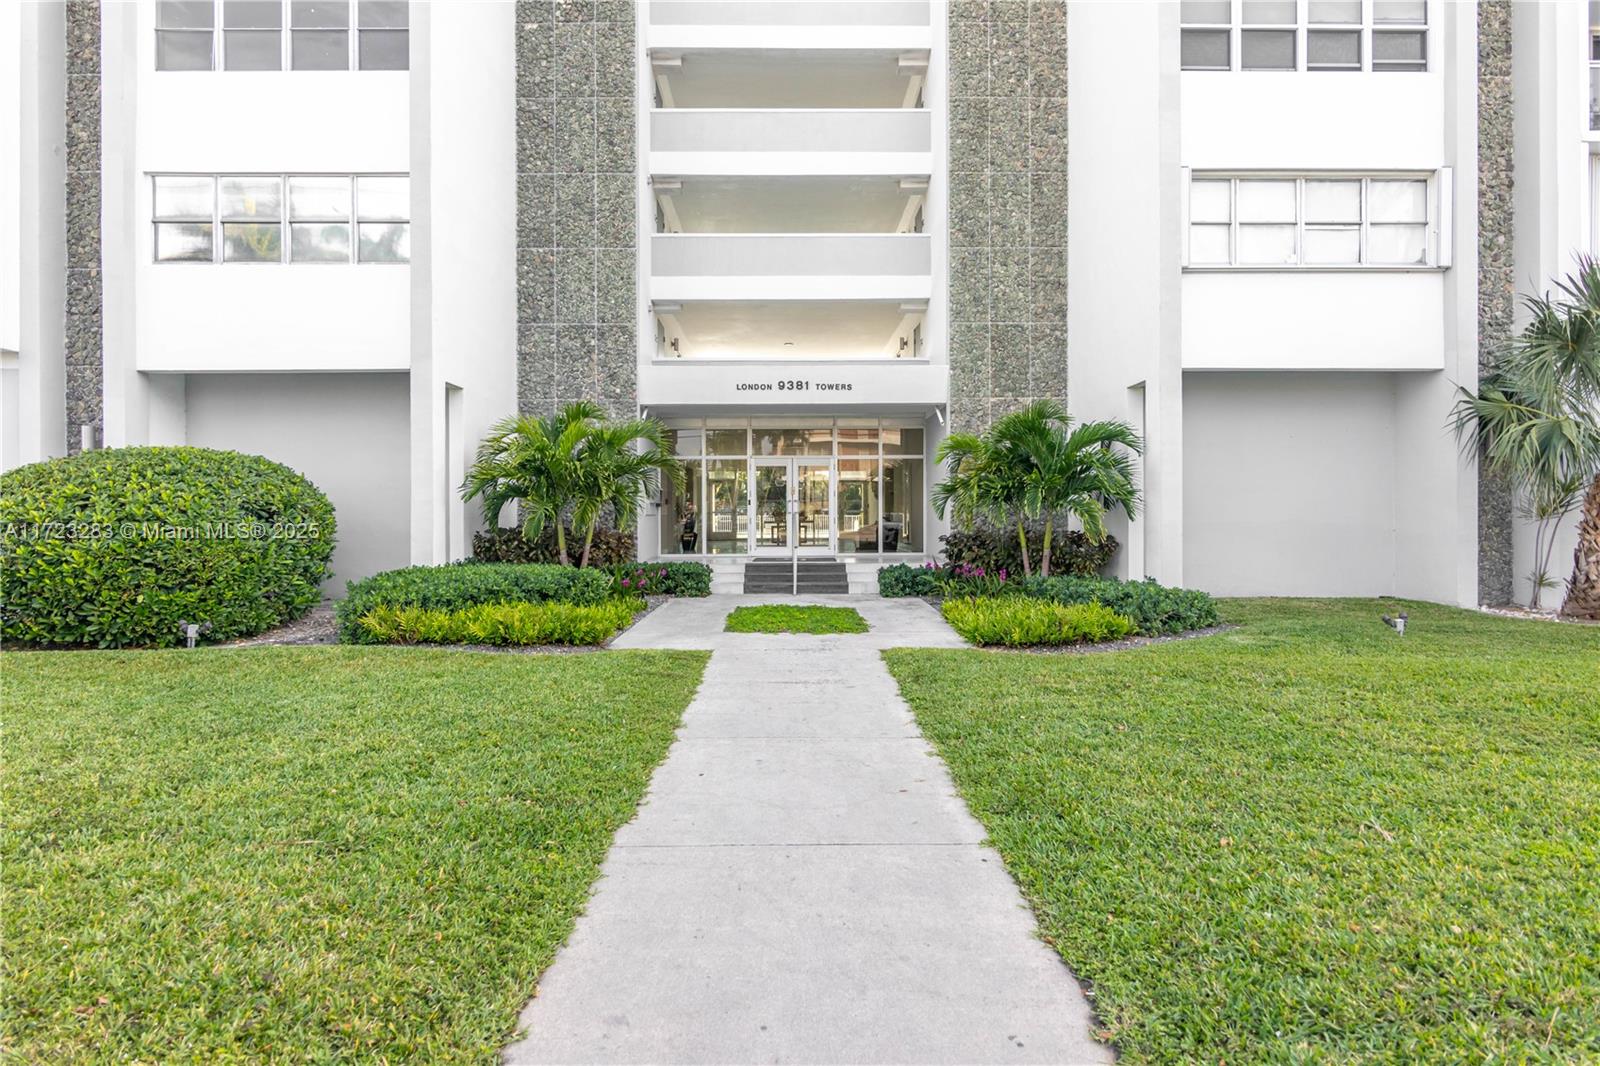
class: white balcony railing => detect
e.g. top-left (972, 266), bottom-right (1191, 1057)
top-left (651, 233), bottom-right (932, 302)
top-left (650, 2), bottom-right (929, 27)
top-left (650, 109), bottom-right (932, 176)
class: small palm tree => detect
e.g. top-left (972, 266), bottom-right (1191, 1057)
top-left (933, 401), bottom-right (1142, 578)
top-left (1453, 257), bottom-right (1600, 619)
top-left (570, 418), bottom-right (682, 569)
top-left (463, 402), bottom-right (601, 566)
top-left (992, 400), bottom-right (1142, 577)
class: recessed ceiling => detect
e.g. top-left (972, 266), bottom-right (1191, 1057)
top-left (666, 301), bottom-right (916, 359)
top-left (661, 177), bottom-right (918, 233)
top-left (660, 50), bottom-right (917, 109)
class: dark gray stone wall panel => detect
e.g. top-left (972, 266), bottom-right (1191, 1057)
top-left (1477, 0), bottom-right (1515, 604)
top-left (518, 0), bottom-right (635, 416)
top-left (64, 0), bottom-right (102, 453)
top-left (947, 0), bottom-right (1068, 432)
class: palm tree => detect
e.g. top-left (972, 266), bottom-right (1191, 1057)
top-left (1453, 256), bottom-right (1600, 620)
top-left (932, 430), bottom-right (1029, 571)
top-left (462, 402), bottom-right (602, 566)
top-left (933, 401), bottom-right (1142, 578)
top-left (992, 400), bottom-right (1142, 577)
top-left (569, 418), bottom-right (682, 569)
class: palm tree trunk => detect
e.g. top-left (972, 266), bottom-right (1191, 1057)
top-left (1015, 520), bottom-right (1033, 577)
top-left (579, 521), bottom-right (596, 569)
top-left (556, 523), bottom-right (569, 567)
top-left (1559, 472), bottom-right (1600, 621)
top-left (1040, 517), bottom-right (1054, 578)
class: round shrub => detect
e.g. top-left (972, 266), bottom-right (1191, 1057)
top-left (1, 447), bottom-right (336, 647)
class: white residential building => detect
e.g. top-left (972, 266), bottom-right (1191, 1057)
top-left (4, 0), bottom-right (1595, 604)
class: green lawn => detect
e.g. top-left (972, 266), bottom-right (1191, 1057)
top-left (2, 646), bottom-right (708, 1063)
top-left (884, 599), bottom-right (1600, 1064)
top-left (724, 604), bottom-right (869, 634)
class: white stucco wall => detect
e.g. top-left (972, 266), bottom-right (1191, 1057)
top-left (1067, 0), bottom-right (1184, 585)
top-left (1183, 371), bottom-right (1404, 597)
top-left (184, 372), bottom-right (411, 590)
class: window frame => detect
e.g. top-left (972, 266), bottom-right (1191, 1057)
top-left (150, 172), bottom-right (409, 265)
top-left (154, 0), bottom-right (406, 72)
top-left (1180, 0), bottom-right (1430, 73)
top-left (1181, 169), bottom-right (1451, 272)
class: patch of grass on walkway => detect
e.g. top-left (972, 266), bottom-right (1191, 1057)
top-left (884, 599), bottom-right (1600, 1063)
top-left (725, 605), bottom-right (869, 634)
top-left (2, 645), bottom-right (708, 1063)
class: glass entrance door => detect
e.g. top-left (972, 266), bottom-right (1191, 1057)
top-left (751, 459), bottom-right (832, 555)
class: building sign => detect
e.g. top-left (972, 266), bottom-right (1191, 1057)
top-left (736, 379), bottom-right (855, 393)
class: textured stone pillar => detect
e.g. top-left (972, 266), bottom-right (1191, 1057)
top-left (516, 0), bottom-right (636, 419)
top-left (64, 0), bottom-right (102, 454)
top-left (946, 0), bottom-right (1068, 436)
top-left (1476, 0), bottom-right (1515, 605)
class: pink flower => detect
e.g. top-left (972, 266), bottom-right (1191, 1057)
top-left (621, 577), bottom-right (632, 587)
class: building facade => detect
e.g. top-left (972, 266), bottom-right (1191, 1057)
top-left (4, 0), bottom-right (1596, 603)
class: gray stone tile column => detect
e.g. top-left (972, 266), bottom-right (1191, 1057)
top-left (947, 0), bottom-right (1067, 436)
top-left (1476, 0), bottom-right (1515, 605)
top-left (64, 0), bottom-right (102, 454)
top-left (516, 0), bottom-right (637, 419)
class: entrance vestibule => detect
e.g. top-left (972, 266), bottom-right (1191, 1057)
top-left (656, 418), bottom-right (928, 558)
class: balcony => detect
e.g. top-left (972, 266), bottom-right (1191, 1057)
top-left (648, 1), bottom-right (930, 52)
top-left (650, 109), bottom-right (932, 176)
top-left (653, 300), bottom-right (926, 361)
top-left (651, 234), bottom-right (931, 302)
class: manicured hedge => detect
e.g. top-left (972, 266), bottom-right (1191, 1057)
top-left (472, 526), bottom-right (636, 567)
top-left (611, 562), bottom-right (712, 597)
top-left (941, 597), bottom-right (1134, 647)
top-left (941, 526), bottom-right (1118, 579)
top-left (337, 563), bottom-right (611, 643)
top-left (0, 447), bottom-right (335, 647)
top-left (1021, 575), bottom-right (1219, 636)
top-left (878, 562), bottom-right (941, 598)
top-left (355, 599), bottom-right (641, 647)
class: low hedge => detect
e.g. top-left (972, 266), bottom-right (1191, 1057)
top-left (1020, 575), bottom-right (1219, 636)
top-left (941, 526), bottom-right (1118, 579)
top-left (356, 598), bottom-right (642, 646)
top-left (611, 562), bottom-right (712, 597)
top-left (337, 563), bottom-right (611, 643)
top-left (471, 526), bottom-right (636, 567)
top-left (941, 597), bottom-right (1134, 647)
top-left (0, 446), bottom-right (335, 647)
top-left (878, 563), bottom-right (940, 598)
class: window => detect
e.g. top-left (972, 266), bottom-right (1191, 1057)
top-left (288, 175), bottom-right (351, 261)
top-left (1186, 174), bottom-right (1436, 268)
top-left (358, 1), bottom-right (408, 70)
top-left (290, 0), bottom-right (348, 70)
top-left (155, 1), bottom-right (215, 70)
top-left (1241, 1), bottom-right (1295, 71)
top-left (155, 0), bottom-right (406, 71)
top-left (1182, 0), bottom-right (1427, 72)
top-left (1180, 1), bottom-right (1231, 70)
top-left (152, 174), bottom-right (408, 264)
top-left (223, 0), bottom-right (282, 70)
top-left (1371, 1), bottom-right (1426, 71)
top-left (153, 176), bottom-right (215, 261)
top-left (355, 176), bottom-right (410, 263)
top-left (1591, 1), bottom-right (1599, 131)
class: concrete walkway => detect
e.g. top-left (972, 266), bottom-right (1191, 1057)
top-left (503, 595), bottom-right (1111, 1065)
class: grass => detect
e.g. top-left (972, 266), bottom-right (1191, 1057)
top-left (723, 604), bottom-right (869, 634)
top-left (2, 645), bottom-right (708, 1064)
top-left (884, 599), bottom-right (1600, 1064)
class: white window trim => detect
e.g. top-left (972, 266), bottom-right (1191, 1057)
top-left (155, 0), bottom-right (408, 73)
top-left (1180, 0), bottom-right (1430, 74)
top-left (1180, 167), bottom-right (1452, 272)
top-left (151, 172), bottom-right (410, 265)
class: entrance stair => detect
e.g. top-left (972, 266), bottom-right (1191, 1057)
top-left (742, 558), bottom-right (850, 594)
